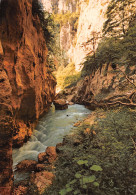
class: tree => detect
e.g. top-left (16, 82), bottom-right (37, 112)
top-left (32, 0), bottom-right (54, 44)
top-left (103, 0), bottom-right (136, 38)
top-left (32, 0), bottom-right (64, 71)
top-left (121, 22), bottom-right (136, 65)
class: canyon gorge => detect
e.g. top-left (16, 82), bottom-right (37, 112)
top-left (42, 0), bottom-right (110, 71)
top-left (0, 0), bottom-right (136, 194)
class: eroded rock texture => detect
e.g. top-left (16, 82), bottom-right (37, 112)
top-left (0, 0), bottom-right (56, 193)
top-left (58, 65), bottom-right (136, 106)
top-left (0, 60), bottom-right (13, 194)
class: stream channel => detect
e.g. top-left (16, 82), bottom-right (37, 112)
top-left (13, 104), bottom-right (91, 182)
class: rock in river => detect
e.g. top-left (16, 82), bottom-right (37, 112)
top-left (16, 160), bottom-right (37, 172)
top-left (53, 99), bottom-right (68, 110)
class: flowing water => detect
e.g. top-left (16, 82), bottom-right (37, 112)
top-left (13, 104), bottom-right (91, 182)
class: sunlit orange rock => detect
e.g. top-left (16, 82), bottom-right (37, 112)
top-left (30, 171), bottom-right (54, 194)
top-left (38, 152), bottom-right (47, 163)
top-left (46, 146), bottom-right (57, 164)
top-left (53, 99), bottom-right (68, 110)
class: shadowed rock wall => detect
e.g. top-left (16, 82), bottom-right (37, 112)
top-left (0, 0), bottom-right (56, 193)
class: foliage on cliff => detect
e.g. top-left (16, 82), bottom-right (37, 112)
top-left (103, 0), bottom-right (136, 37)
top-left (32, 0), bottom-right (53, 44)
top-left (82, 0), bottom-right (136, 77)
top-left (55, 62), bottom-right (80, 90)
top-left (32, 0), bottom-right (64, 72)
top-left (54, 11), bottom-right (80, 33)
top-left (47, 108), bottom-right (136, 195)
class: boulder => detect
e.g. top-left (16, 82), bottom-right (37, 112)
top-left (30, 171), bottom-right (54, 194)
top-left (16, 160), bottom-right (37, 171)
top-left (38, 147), bottom-right (57, 164)
top-left (38, 146), bottom-right (57, 164)
top-left (38, 152), bottom-right (47, 163)
top-left (53, 99), bottom-right (68, 110)
top-left (36, 164), bottom-right (47, 172)
top-left (68, 101), bottom-right (74, 105)
top-left (46, 146), bottom-right (57, 164)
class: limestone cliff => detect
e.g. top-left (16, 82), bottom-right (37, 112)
top-left (42, 0), bottom-right (110, 71)
top-left (40, 0), bottom-right (77, 61)
top-left (64, 0), bottom-right (110, 71)
top-left (41, 0), bottom-right (52, 13)
top-left (0, 0), bottom-right (56, 193)
top-left (72, 0), bottom-right (109, 71)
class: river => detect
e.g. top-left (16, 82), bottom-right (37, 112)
top-left (13, 104), bottom-right (91, 182)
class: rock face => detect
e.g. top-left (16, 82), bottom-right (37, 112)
top-left (60, 23), bottom-right (73, 53)
top-left (0, 105), bottom-right (13, 195)
top-left (43, 0), bottom-right (110, 71)
top-left (0, 0), bottom-right (56, 143)
top-left (73, 0), bottom-right (109, 71)
top-left (60, 65), bottom-right (136, 105)
top-left (0, 57), bottom-right (13, 193)
top-left (0, 0), bottom-right (56, 193)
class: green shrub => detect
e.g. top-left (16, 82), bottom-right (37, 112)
top-left (56, 62), bottom-right (81, 90)
top-left (81, 1), bottom-right (136, 77)
top-left (32, 0), bottom-right (54, 44)
top-left (47, 108), bottom-right (136, 195)
top-left (64, 73), bottom-right (81, 88)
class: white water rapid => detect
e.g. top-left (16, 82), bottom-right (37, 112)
top-left (13, 104), bottom-right (91, 181)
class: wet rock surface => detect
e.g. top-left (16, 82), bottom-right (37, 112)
top-left (53, 99), bottom-right (68, 110)
top-left (46, 146), bottom-right (57, 164)
top-left (38, 152), bottom-right (47, 163)
top-left (16, 160), bottom-right (37, 172)
top-left (38, 146), bottom-right (57, 164)
top-left (14, 146), bottom-right (57, 194)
